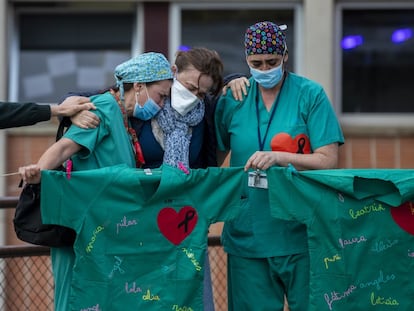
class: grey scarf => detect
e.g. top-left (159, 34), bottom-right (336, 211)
top-left (156, 99), bottom-right (205, 170)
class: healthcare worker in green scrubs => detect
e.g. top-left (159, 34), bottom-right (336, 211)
top-left (19, 52), bottom-right (173, 311)
top-left (215, 21), bottom-right (344, 311)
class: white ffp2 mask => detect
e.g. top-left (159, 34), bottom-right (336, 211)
top-left (171, 79), bottom-right (200, 116)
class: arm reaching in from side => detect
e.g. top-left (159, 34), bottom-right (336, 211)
top-left (50, 96), bottom-right (96, 117)
top-left (53, 96), bottom-right (100, 129)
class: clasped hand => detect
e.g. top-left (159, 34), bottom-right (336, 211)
top-left (19, 164), bottom-right (41, 184)
top-left (244, 151), bottom-right (279, 171)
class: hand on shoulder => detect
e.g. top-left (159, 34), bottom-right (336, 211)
top-left (51, 96), bottom-right (96, 117)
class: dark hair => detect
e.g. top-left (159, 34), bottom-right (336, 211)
top-left (174, 47), bottom-right (224, 97)
top-left (101, 81), bottom-right (157, 94)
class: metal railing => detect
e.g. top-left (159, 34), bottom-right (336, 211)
top-left (0, 197), bottom-right (228, 311)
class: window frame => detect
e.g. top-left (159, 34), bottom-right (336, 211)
top-left (168, 2), bottom-right (302, 74)
top-left (8, 3), bottom-right (142, 103)
top-left (335, 2), bottom-right (414, 132)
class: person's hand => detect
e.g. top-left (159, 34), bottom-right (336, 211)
top-left (244, 151), bottom-right (278, 171)
top-left (222, 77), bottom-right (250, 101)
top-left (51, 96), bottom-right (96, 118)
top-left (19, 164), bottom-right (41, 184)
top-left (71, 110), bottom-right (100, 129)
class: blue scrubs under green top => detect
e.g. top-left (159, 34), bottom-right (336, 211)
top-left (215, 72), bottom-right (344, 257)
top-left (52, 91), bottom-right (136, 311)
top-left (267, 167), bottom-right (414, 310)
top-left (40, 164), bottom-right (245, 311)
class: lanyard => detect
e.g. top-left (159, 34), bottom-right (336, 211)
top-left (255, 78), bottom-right (285, 151)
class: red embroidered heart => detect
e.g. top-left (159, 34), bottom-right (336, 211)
top-left (270, 132), bottom-right (311, 154)
top-left (157, 206), bottom-right (198, 245)
top-left (390, 201), bottom-right (414, 235)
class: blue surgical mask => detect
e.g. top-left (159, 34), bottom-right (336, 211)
top-left (133, 86), bottom-right (160, 120)
top-left (249, 61), bottom-right (284, 89)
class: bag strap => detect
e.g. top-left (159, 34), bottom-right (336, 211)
top-left (56, 117), bottom-right (71, 141)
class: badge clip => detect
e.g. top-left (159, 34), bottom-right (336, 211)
top-left (248, 170), bottom-right (268, 189)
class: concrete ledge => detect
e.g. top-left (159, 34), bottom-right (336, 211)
top-left (341, 114), bottom-right (414, 137)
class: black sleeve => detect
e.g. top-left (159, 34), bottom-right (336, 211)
top-left (200, 73), bottom-right (248, 168)
top-left (0, 102), bottom-right (51, 129)
top-left (223, 73), bottom-right (248, 85)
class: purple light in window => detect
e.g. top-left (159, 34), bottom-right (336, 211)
top-left (391, 28), bottom-right (412, 43)
top-left (178, 45), bottom-right (191, 51)
top-left (341, 35), bottom-right (364, 50)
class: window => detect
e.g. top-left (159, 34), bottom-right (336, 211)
top-left (341, 8), bottom-right (414, 113)
top-left (16, 12), bottom-right (134, 102)
top-left (180, 8), bottom-right (295, 77)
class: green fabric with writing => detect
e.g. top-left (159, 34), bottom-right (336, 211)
top-left (267, 167), bottom-right (414, 310)
top-left (41, 164), bottom-right (245, 311)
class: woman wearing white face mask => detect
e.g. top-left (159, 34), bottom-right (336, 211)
top-left (126, 47), bottom-right (224, 311)
top-left (134, 47), bottom-right (224, 171)
top-left (215, 21), bottom-right (344, 311)
top-left (155, 53), bottom-right (221, 170)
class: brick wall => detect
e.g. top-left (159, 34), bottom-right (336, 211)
top-left (5, 130), bottom-right (414, 244)
top-left (338, 136), bottom-right (414, 169)
top-left (5, 127), bottom-right (56, 245)
top-left (7, 133), bottom-right (414, 188)
top-left (7, 130), bottom-right (414, 197)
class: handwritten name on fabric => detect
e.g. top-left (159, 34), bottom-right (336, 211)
top-left (267, 167), bottom-right (414, 311)
top-left (40, 164), bottom-right (245, 311)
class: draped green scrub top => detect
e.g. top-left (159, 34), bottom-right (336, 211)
top-left (267, 167), bottom-right (414, 310)
top-left (41, 165), bottom-right (245, 311)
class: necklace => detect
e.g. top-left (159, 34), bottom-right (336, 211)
top-left (110, 89), bottom-right (145, 167)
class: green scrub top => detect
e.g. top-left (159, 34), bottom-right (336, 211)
top-left (215, 72), bottom-right (344, 257)
top-left (267, 167), bottom-right (414, 310)
top-left (40, 164), bottom-right (245, 311)
top-left (64, 92), bottom-right (136, 170)
top-left (52, 91), bottom-right (136, 311)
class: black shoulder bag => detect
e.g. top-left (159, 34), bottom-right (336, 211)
top-left (13, 119), bottom-right (76, 247)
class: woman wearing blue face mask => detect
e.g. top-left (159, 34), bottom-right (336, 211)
top-left (53, 48), bottom-right (229, 311)
top-left (18, 52), bottom-right (173, 311)
top-left (215, 21), bottom-right (345, 311)
top-left (131, 83), bottom-right (164, 121)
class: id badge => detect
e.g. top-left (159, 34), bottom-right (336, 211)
top-left (248, 171), bottom-right (268, 189)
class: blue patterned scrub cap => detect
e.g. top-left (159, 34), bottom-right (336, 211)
top-left (114, 52), bottom-right (173, 84)
top-left (114, 52), bottom-right (173, 100)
